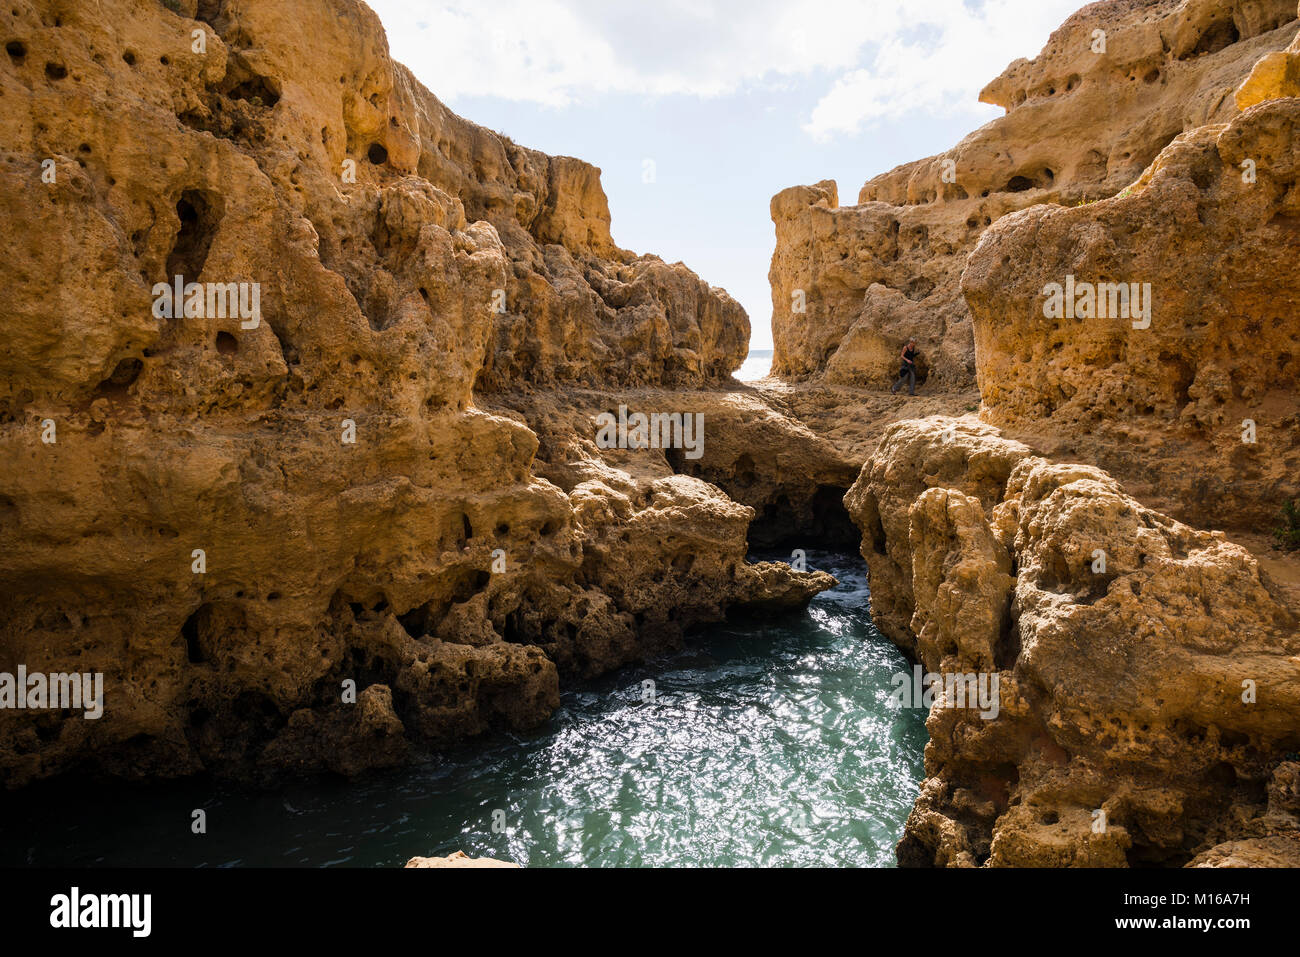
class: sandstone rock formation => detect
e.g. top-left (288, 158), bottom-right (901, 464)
top-left (823, 0), bottom-right (1300, 869)
top-left (846, 417), bottom-right (1300, 866)
top-left (770, 0), bottom-right (1300, 390)
top-left (1237, 11), bottom-right (1300, 105)
top-left (963, 93), bottom-right (1300, 534)
top-left (0, 0), bottom-right (836, 789)
top-left (404, 851), bottom-right (517, 868)
top-left (518, 386), bottom-right (862, 550)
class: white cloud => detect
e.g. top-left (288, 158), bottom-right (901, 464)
top-left (802, 0), bottom-right (1082, 139)
top-left (367, 0), bottom-right (1082, 138)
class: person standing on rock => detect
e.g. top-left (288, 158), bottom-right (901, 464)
top-left (891, 339), bottom-right (918, 396)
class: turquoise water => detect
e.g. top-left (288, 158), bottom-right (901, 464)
top-left (3, 551), bottom-right (926, 868)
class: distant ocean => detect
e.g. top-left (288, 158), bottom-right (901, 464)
top-left (737, 349), bottom-right (773, 381)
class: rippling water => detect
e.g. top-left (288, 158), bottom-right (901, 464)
top-left (4, 551), bottom-right (926, 867)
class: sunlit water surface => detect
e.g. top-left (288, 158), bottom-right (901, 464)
top-left (4, 551), bottom-right (926, 867)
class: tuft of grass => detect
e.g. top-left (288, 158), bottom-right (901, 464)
top-left (1274, 500), bottom-right (1300, 552)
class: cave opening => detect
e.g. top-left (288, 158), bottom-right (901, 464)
top-left (195, 0), bottom-right (224, 25)
top-left (748, 484), bottom-right (859, 552)
top-left (225, 70), bottom-right (280, 109)
top-left (94, 357), bottom-right (143, 396)
top-left (181, 605), bottom-right (209, 663)
top-left (166, 189), bottom-right (221, 282)
top-left (1179, 19), bottom-right (1241, 60)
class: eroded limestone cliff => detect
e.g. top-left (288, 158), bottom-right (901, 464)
top-left (824, 0), bottom-right (1300, 868)
top-left (0, 0), bottom-right (837, 788)
top-left (963, 91), bottom-right (1300, 533)
top-left (846, 417), bottom-right (1300, 866)
top-left (770, 0), bottom-right (1299, 391)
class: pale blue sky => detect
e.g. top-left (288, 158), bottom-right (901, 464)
top-left (366, 0), bottom-right (1082, 349)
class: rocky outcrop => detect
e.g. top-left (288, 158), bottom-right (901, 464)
top-left (526, 387), bottom-right (864, 550)
top-left (1237, 14), bottom-right (1300, 105)
top-left (0, 0), bottom-right (834, 789)
top-left (963, 94), bottom-right (1300, 533)
top-left (846, 417), bottom-right (1300, 866)
top-left (770, 0), bottom-right (1299, 390)
top-left (831, 0), bottom-right (1300, 869)
top-left (404, 851), bottom-right (517, 868)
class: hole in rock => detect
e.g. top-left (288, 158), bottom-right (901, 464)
top-left (397, 606), bottom-right (430, 639)
top-left (367, 142), bottom-right (388, 165)
top-left (182, 606), bottom-right (208, 663)
top-left (166, 189), bottom-right (221, 282)
top-left (215, 331), bottom-right (238, 355)
top-left (179, 602), bottom-right (247, 670)
top-left (44, 61), bottom-right (66, 80)
top-left (225, 69), bottom-right (280, 109)
top-left (1179, 19), bottom-right (1240, 59)
top-left (95, 357), bottom-right (143, 396)
top-left (992, 604), bottom-right (1020, 669)
top-left (733, 453), bottom-right (756, 485)
top-left (195, 0), bottom-right (223, 24)
top-left (1220, 730), bottom-right (1249, 749)
top-left (749, 484), bottom-right (859, 551)
top-left (6, 40), bottom-right (25, 60)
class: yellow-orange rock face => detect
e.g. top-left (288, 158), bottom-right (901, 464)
top-left (0, 0), bottom-right (833, 789)
top-left (846, 417), bottom-right (1300, 867)
top-left (770, 0), bottom-right (1299, 391)
top-left (404, 851), bottom-right (517, 868)
top-left (962, 96), bottom-right (1300, 532)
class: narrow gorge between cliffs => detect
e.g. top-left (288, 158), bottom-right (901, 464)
top-left (4, 0), bottom-right (1300, 881)
top-left (5, 550), bottom-right (926, 868)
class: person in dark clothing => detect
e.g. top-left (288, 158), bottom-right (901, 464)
top-left (891, 339), bottom-right (918, 395)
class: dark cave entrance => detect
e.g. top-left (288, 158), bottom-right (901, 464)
top-left (165, 189), bottom-right (222, 282)
top-left (747, 484), bottom-right (859, 552)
